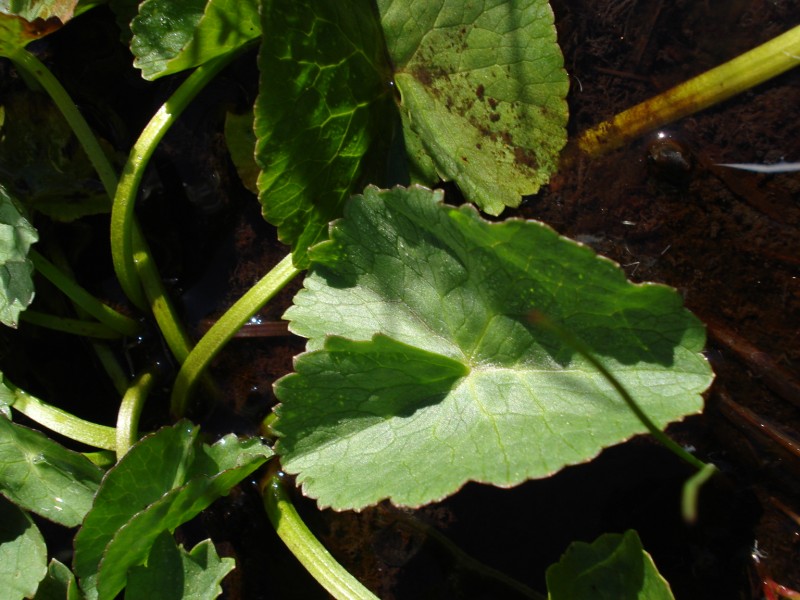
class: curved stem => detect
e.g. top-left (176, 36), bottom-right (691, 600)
top-left (578, 23), bottom-right (800, 156)
top-left (110, 53), bottom-right (239, 308)
top-left (30, 249), bottom-right (142, 337)
top-left (261, 473), bottom-right (379, 600)
top-left (116, 366), bottom-right (157, 458)
top-left (170, 253), bottom-right (299, 418)
top-left (6, 379), bottom-right (116, 451)
top-left (20, 310), bottom-right (122, 339)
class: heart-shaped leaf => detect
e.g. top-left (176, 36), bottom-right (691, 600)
top-left (274, 185), bottom-right (712, 510)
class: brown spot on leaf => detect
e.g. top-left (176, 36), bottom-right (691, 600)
top-left (489, 113), bottom-right (500, 122)
top-left (476, 85), bottom-right (485, 100)
top-left (488, 98), bottom-right (499, 110)
top-left (514, 146), bottom-right (538, 170)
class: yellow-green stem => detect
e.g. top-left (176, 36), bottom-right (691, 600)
top-left (578, 24), bottom-right (800, 156)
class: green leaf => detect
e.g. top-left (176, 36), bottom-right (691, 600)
top-left (73, 422), bottom-right (270, 600)
top-left (377, 0), bottom-right (569, 215)
top-left (546, 530), bottom-right (675, 600)
top-left (130, 0), bottom-right (260, 80)
top-left (0, 496), bottom-right (47, 600)
top-left (255, 0), bottom-right (396, 268)
top-left (0, 415), bottom-right (104, 527)
top-left (33, 559), bottom-right (82, 600)
top-left (0, 92), bottom-right (112, 223)
top-left (274, 185), bottom-right (712, 510)
top-left (0, 184), bottom-right (37, 328)
top-left (127, 532), bottom-right (234, 600)
top-left (0, 0), bottom-right (78, 54)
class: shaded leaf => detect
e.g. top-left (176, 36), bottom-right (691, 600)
top-left (377, 0), bottom-right (569, 214)
top-left (0, 185), bottom-right (36, 327)
top-left (255, 0), bottom-right (396, 267)
top-left (275, 185), bottom-right (712, 510)
top-left (73, 422), bottom-right (270, 600)
top-left (0, 92), bottom-right (111, 223)
top-left (127, 532), bottom-right (235, 600)
top-left (224, 110), bottom-right (259, 195)
top-left (0, 414), bottom-right (103, 527)
top-left (546, 530), bottom-right (674, 600)
top-left (33, 559), bottom-right (82, 600)
top-left (0, 495), bottom-right (47, 600)
top-left (130, 0), bottom-right (259, 80)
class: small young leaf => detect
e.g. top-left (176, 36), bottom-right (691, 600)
top-left (130, 0), bottom-right (260, 80)
top-left (0, 496), bottom-right (47, 600)
top-left (0, 184), bottom-right (37, 327)
top-left (0, 415), bottom-right (103, 527)
top-left (74, 423), bottom-right (270, 600)
top-left (546, 530), bottom-right (675, 599)
top-left (377, 0), bottom-right (569, 215)
top-left (33, 559), bottom-right (82, 600)
top-left (255, 0), bottom-right (396, 267)
top-left (275, 185), bottom-right (712, 510)
top-left (126, 532), bottom-right (235, 600)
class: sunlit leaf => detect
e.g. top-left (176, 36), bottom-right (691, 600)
top-left (0, 496), bottom-right (47, 600)
top-left (275, 185), bottom-right (712, 510)
top-left (546, 530), bottom-right (675, 600)
top-left (255, 0), bottom-right (395, 267)
top-left (0, 0), bottom-right (78, 54)
top-left (74, 422), bottom-right (271, 600)
top-left (0, 414), bottom-right (103, 527)
top-left (130, 0), bottom-right (260, 80)
top-left (377, 0), bottom-right (569, 214)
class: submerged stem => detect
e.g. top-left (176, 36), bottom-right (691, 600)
top-left (170, 254), bottom-right (299, 417)
top-left (30, 249), bottom-right (141, 337)
top-left (578, 23), bottom-right (800, 156)
top-left (261, 473), bottom-right (379, 600)
top-left (110, 52), bottom-right (240, 309)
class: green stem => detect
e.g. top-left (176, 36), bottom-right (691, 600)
top-left (20, 310), bottom-right (122, 339)
top-left (134, 248), bottom-right (194, 366)
top-left (261, 473), bottom-right (379, 600)
top-left (6, 379), bottom-right (116, 451)
top-left (578, 23), bottom-right (800, 156)
top-left (170, 254), bottom-right (299, 418)
top-left (116, 366), bottom-right (157, 458)
top-left (30, 249), bottom-right (142, 337)
top-left (111, 52), bottom-right (240, 309)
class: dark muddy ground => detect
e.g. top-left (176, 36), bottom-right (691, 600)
top-left (2, 1), bottom-right (799, 599)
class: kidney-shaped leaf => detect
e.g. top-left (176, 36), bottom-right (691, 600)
top-left (378, 0), bottom-right (569, 215)
top-left (274, 185), bottom-right (712, 510)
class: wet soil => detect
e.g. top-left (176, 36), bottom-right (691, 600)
top-left (2, 1), bottom-right (799, 599)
